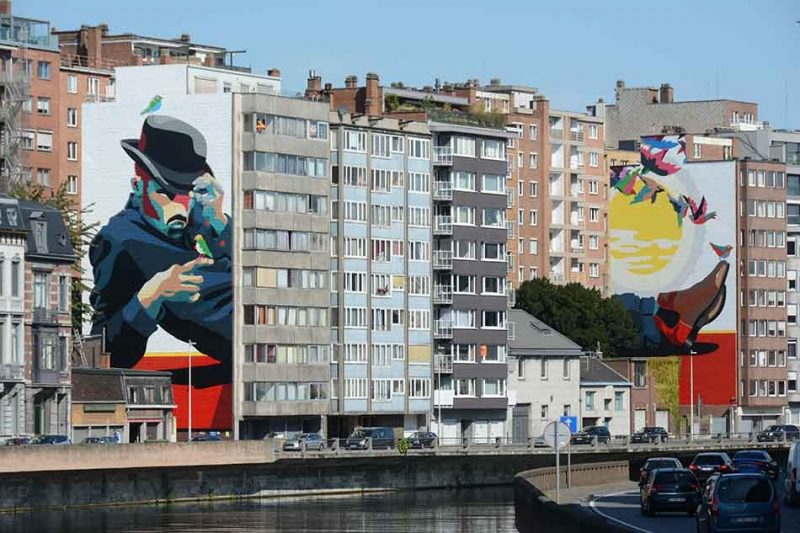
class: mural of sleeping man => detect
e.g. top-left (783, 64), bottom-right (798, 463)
top-left (609, 134), bottom-right (736, 357)
top-left (89, 116), bottom-right (232, 388)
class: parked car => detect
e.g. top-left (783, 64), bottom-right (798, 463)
top-left (631, 426), bottom-right (669, 444)
top-left (190, 433), bottom-right (221, 442)
top-left (732, 450), bottom-right (779, 479)
top-left (346, 427), bottom-right (395, 450)
top-left (696, 473), bottom-right (780, 532)
top-left (82, 436), bottom-right (116, 444)
top-left (4, 436), bottom-right (35, 446)
top-left (639, 457), bottom-right (683, 487)
top-left (407, 431), bottom-right (437, 449)
top-left (570, 425), bottom-right (611, 445)
top-left (785, 440), bottom-right (800, 506)
top-left (689, 452), bottom-right (734, 484)
top-left (282, 433), bottom-right (325, 451)
top-left (640, 467), bottom-right (701, 516)
top-left (757, 424), bottom-right (800, 442)
top-left (35, 435), bottom-right (71, 445)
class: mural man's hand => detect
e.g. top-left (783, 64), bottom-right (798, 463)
top-left (137, 256), bottom-right (213, 318)
top-left (191, 173), bottom-right (227, 234)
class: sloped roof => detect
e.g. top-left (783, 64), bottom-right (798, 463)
top-left (508, 308), bottom-right (583, 357)
top-left (579, 357), bottom-right (631, 386)
top-left (17, 200), bottom-right (75, 263)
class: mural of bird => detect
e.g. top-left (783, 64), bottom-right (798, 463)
top-left (686, 195), bottom-right (717, 224)
top-left (140, 95), bottom-right (163, 116)
top-left (610, 165), bottom-right (640, 196)
top-left (630, 175), bottom-right (665, 205)
top-left (640, 145), bottom-right (683, 177)
top-left (643, 136), bottom-right (680, 151)
top-left (194, 235), bottom-right (213, 258)
top-left (709, 242), bottom-right (733, 260)
top-left (668, 194), bottom-right (690, 226)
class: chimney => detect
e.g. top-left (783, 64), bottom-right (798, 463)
top-left (0, 1), bottom-right (11, 16)
top-left (615, 79), bottom-right (625, 101)
top-left (489, 78), bottom-right (501, 86)
top-left (345, 75), bottom-right (358, 88)
top-left (81, 25), bottom-right (104, 68)
top-left (179, 33), bottom-right (191, 42)
top-left (659, 83), bottom-right (674, 104)
top-left (267, 67), bottom-right (281, 78)
top-left (98, 22), bottom-right (109, 36)
top-left (305, 70), bottom-right (322, 99)
top-left (365, 72), bottom-right (381, 116)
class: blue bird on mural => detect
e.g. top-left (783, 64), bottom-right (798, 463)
top-left (644, 137), bottom-right (681, 151)
top-left (630, 175), bottom-right (665, 204)
top-left (668, 194), bottom-right (690, 226)
top-left (140, 95), bottom-right (163, 116)
top-left (709, 242), bottom-right (733, 260)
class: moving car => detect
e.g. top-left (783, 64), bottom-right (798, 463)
top-left (696, 473), bottom-right (780, 532)
top-left (757, 424), bottom-right (800, 442)
top-left (639, 468), bottom-right (701, 516)
top-left (569, 425), bottom-right (611, 445)
top-left (282, 433), bottom-right (326, 451)
top-left (731, 450), bottom-right (779, 479)
top-left (631, 426), bottom-right (669, 444)
top-left (4, 436), bottom-right (35, 446)
top-left (689, 452), bottom-right (734, 484)
top-left (407, 431), bottom-right (437, 449)
top-left (346, 427), bottom-right (395, 450)
top-left (639, 457), bottom-right (683, 487)
top-left (35, 435), bottom-right (71, 445)
top-left (82, 436), bottom-right (116, 444)
top-left (786, 440), bottom-right (800, 506)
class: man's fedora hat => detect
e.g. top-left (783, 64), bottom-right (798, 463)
top-left (121, 115), bottom-right (213, 194)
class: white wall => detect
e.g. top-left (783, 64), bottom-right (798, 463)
top-left (114, 64), bottom-right (280, 99)
top-left (580, 384), bottom-right (631, 436)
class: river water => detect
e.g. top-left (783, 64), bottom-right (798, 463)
top-left (1, 486), bottom-right (517, 533)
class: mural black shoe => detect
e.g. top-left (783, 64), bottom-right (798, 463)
top-left (653, 261), bottom-right (729, 348)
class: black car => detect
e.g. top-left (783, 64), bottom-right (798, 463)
top-left (408, 431), bottom-right (437, 449)
top-left (190, 434), bottom-right (222, 442)
top-left (570, 425), bottom-right (611, 445)
top-left (631, 426), bottom-right (669, 444)
top-left (732, 450), bottom-right (780, 479)
top-left (757, 424), bottom-right (800, 443)
top-left (346, 427), bottom-right (395, 450)
top-left (640, 468), bottom-right (701, 516)
top-left (689, 452), bottom-right (734, 483)
top-left (639, 457), bottom-right (683, 486)
top-left (35, 435), bottom-right (71, 445)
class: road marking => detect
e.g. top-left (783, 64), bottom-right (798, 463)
top-left (589, 490), bottom-right (654, 533)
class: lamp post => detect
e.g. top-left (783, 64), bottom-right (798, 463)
top-left (187, 340), bottom-right (195, 442)
top-left (689, 350), bottom-right (697, 440)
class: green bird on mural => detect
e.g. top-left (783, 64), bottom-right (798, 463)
top-left (140, 95), bottom-right (163, 116)
top-left (194, 234), bottom-right (213, 259)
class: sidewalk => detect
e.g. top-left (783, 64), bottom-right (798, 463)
top-left (543, 481), bottom-right (638, 506)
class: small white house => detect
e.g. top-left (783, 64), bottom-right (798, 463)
top-left (579, 357), bottom-right (632, 437)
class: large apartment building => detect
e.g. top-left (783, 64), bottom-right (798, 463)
top-left (327, 113), bottom-right (433, 437)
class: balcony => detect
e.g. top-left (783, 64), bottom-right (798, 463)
top-left (434, 353), bottom-right (454, 373)
top-left (550, 273), bottom-right (567, 285)
top-left (433, 181), bottom-right (453, 201)
top-left (508, 290), bottom-right (516, 307)
top-left (0, 363), bottom-right (23, 381)
top-left (570, 245), bottom-right (585, 255)
top-left (506, 221), bottom-right (514, 239)
top-left (433, 284), bottom-right (453, 305)
top-left (32, 307), bottom-right (60, 326)
top-left (506, 253), bottom-right (514, 272)
top-left (434, 320), bottom-right (453, 339)
top-left (433, 215), bottom-right (453, 235)
top-left (434, 389), bottom-right (454, 407)
top-left (569, 130), bottom-right (585, 143)
top-left (569, 186), bottom-right (584, 198)
top-left (433, 146), bottom-right (453, 165)
top-left (549, 128), bottom-right (564, 142)
top-left (569, 157), bottom-right (584, 170)
top-left (433, 250), bottom-right (453, 270)
top-left (33, 367), bottom-right (68, 386)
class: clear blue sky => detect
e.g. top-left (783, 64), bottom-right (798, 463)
top-left (28, 0), bottom-right (800, 129)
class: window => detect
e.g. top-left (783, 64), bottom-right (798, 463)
top-left (539, 358), bottom-right (548, 379)
top-left (482, 242), bottom-right (505, 261)
top-left (409, 309), bottom-right (430, 330)
top-left (453, 171), bottom-right (475, 191)
top-left (452, 309), bottom-right (476, 328)
top-left (529, 125), bottom-right (538, 140)
top-left (454, 206), bottom-right (475, 225)
top-left (614, 391), bottom-right (624, 411)
top-left (589, 181), bottom-right (598, 194)
top-left (67, 107), bottom-right (78, 127)
top-left (408, 241), bottom-right (429, 261)
top-left (482, 276), bottom-right (505, 295)
top-left (693, 143), bottom-right (702, 159)
top-left (482, 174), bottom-right (505, 194)
top-left (529, 181), bottom-right (538, 197)
top-left (589, 263), bottom-right (599, 278)
top-left (528, 153), bottom-right (538, 169)
top-left (408, 172), bottom-right (429, 192)
top-left (541, 404), bottom-right (549, 419)
top-left (562, 357), bottom-right (570, 379)
top-left (482, 207), bottom-right (505, 228)
top-left (529, 210), bottom-right (538, 226)
top-left (633, 361), bottom-right (646, 388)
top-left (58, 275), bottom-right (69, 312)
top-left (482, 310), bottom-right (506, 329)
top-left (408, 138), bottom-right (429, 159)
top-left (36, 131), bottom-right (53, 151)
top-left (410, 378), bottom-right (431, 398)
top-left (67, 74), bottom-right (78, 93)
top-left (37, 61), bottom-right (51, 79)
top-left (371, 379), bottom-right (391, 401)
top-left (67, 142), bottom-right (78, 161)
top-left (589, 152), bottom-right (599, 167)
top-left (529, 239), bottom-right (538, 255)
top-left (585, 391), bottom-right (595, 411)
top-left (453, 137), bottom-right (476, 157)
top-left (36, 97), bottom-right (50, 115)
top-left (482, 139), bottom-right (505, 160)
top-left (36, 168), bottom-right (50, 186)
top-left (589, 236), bottom-right (599, 250)
top-left (20, 130), bottom-right (34, 150)
top-left (343, 129), bottom-right (366, 151)
top-left (589, 207), bottom-right (600, 222)
top-left (11, 259), bottom-right (20, 298)
top-left (455, 378), bottom-right (476, 397)
top-left (517, 152), bottom-right (524, 168)
top-left (588, 124), bottom-right (598, 139)
top-left (371, 134), bottom-right (390, 157)
top-left (33, 272), bottom-right (49, 308)
top-left (344, 378), bottom-right (368, 399)
top-left (87, 77), bottom-right (99, 96)
top-left (482, 378), bottom-right (505, 397)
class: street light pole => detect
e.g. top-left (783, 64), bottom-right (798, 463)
top-left (689, 350), bottom-right (697, 440)
top-left (188, 340), bottom-right (194, 442)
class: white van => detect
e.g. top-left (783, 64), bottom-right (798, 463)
top-left (786, 441), bottom-right (800, 505)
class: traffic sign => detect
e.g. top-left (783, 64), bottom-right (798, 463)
top-left (543, 421), bottom-right (571, 450)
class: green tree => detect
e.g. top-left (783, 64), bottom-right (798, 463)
top-left (10, 181), bottom-right (98, 332)
top-left (515, 278), bottom-right (639, 357)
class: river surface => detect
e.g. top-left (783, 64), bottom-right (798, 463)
top-left (1, 487), bottom-right (517, 533)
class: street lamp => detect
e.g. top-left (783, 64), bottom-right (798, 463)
top-left (187, 340), bottom-right (195, 442)
top-left (689, 349), bottom-right (697, 440)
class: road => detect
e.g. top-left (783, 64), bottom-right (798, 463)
top-left (590, 483), bottom-right (800, 533)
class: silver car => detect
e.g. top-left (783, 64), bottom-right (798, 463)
top-left (282, 433), bottom-right (325, 451)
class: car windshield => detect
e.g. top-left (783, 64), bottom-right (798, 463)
top-left (694, 455), bottom-right (723, 466)
top-left (647, 460), bottom-right (679, 470)
top-left (654, 471), bottom-right (696, 489)
top-left (718, 478), bottom-right (772, 503)
top-left (766, 425), bottom-right (781, 431)
top-left (734, 451), bottom-right (769, 461)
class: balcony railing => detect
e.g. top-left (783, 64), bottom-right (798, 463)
top-left (506, 221), bottom-right (514, 239)
top-left (434, 320), bottom-right (453, 339)
top-left (33, 367), bottom-right (68, 386)
top-left (569, 186), bottom-right (584, 198)
top-left (569, 157), bottom-right (584, 170)
top-left (506, 253), bottom-right (514, 272)
top-left (0, 363), bottom-right (23, 381)
top-left (570, 245), bottom-right (585, 255)
top-left (433, 146), bottom-right (453, 165)
top-left (433, 215), bottom-right (453, 235)
top-left (549, 128), bottom-right (564, 141)
top-left (434, 389), bottom-right (454, 407)
top-left (569, 130), bottom-right (585, 142)
top-left (433, 250), bottom-right (453, 270)
top-left (32, 307), bottom-right (60, 325)
top-left (433, 181), bottom-right (453, 201)
top-left (434, 353), bottom-right (454, 373)
top-left (433, 284), bottom-right (453, 305)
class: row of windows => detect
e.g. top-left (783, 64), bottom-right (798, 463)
top-left (332, 238), bottom-right (429, 261)
top-left (742, 229), bottom-right (786, 249)
top-left (516, 265), bottom-right (601, 282)
top-left (339, 273), bottom-right (429, 296)
top-left (437, 309), bottom-right (507, 329)
top-left (243, 151), bottom-right (327, 178)
top-left (243, 190), bottom-right (327, 215)
top-left (746, 379), bottom-right (787, 397)
top-left (333, 131), bottom-right (430, 160)
top-left (243, 305), bottom-right (328, 326)
top-left (332, 343), bottom-right (406, 363)
top-left (338, 378), bottom-right (430, 399)
top-left (742, 169), bottom-right (785, 188)
top-left (333, 307), bottom-right (430, 330)
top-left (741, 319), bottom-right (787, 337)
top-left (242, 267), bottom-right (326, 289)
top-left (448, 136), bottom-right (507, 161)
top-left (242, 229), bottom-right (327, 252)
top-left (741, 349), bottom-right (788, 368)
top-left (437, 275), bottom-right (507, 295)
top-left (746, 259), bottom-right (786, 278)
top-left (333, 201), bottom-right (428, 227)
top-left (447, 344), bottom-right (507, 363)
top-left (244, 344), bottom-right (329, 364)
top-left (438, 377), bottom-right (507, 398)
top-left (244, 381), bottom-right (328, 402)
top-left (584, 390), bottom-right (626, 412)
top-left (742, 289), bottom-right (787, 308)
top-left (445, 171), bottom-right (507, 194)
top-left (441, 206), bottom-right (506, 227)
top-left (331, 166), bottom-right (431, 193)
top-left (16, 167), bottom-right (78, 194)
top-left (245, 113), bottom-right (328, 140)
top-left (449, 241), bottom-right (506, 261)
top-left (742, 200), bottom-right (785, 219)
